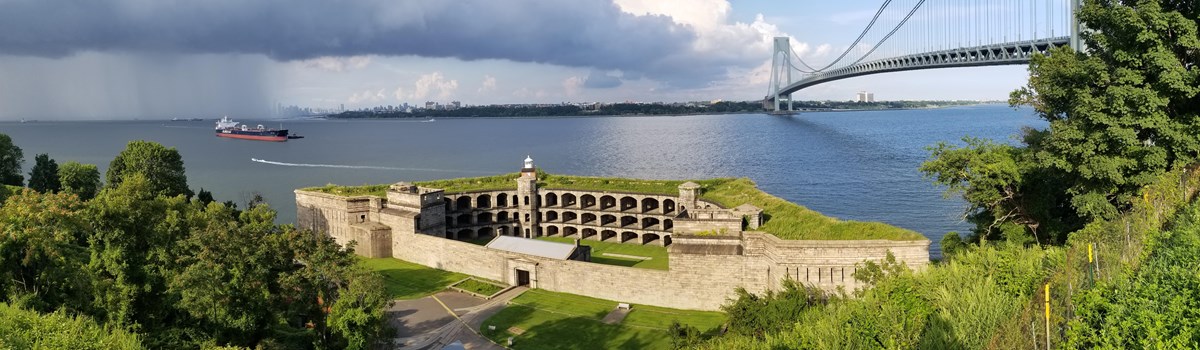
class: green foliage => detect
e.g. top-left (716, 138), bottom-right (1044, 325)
top-left (721, 280), bottom-right (825, 338)
top-left (85, 174), bottom-right (191, 331)
top-left (0, 148), bottom-right (391, 349)
top-left (939, 232), bottom-right (965, 257)
top-left (0, 303), bottom-right (142, 349)
top-left (0, 184), bottom-right (16, 203)
top-left (27, 154), bottom-right (61, 194)
top-left (0, 133), bottom-right (23, 187)
top-left (698, 245), bottom-right (1062, 349)
top-left (1009, 1), bottom-right (1200, 221)
top-left (327, 271), bottom-right (392, 350)
top-left (58, 161), bottom-right (101, 201)
top-left (196, 188), bottom-right (215, 205)
top-left (668, 322), bottom-right (704, 349)
top-left (106, 140), bottom-right (191, 198)
top-left (920, 136), bottom-right (1081, 244)
top-left (0, 190), bottom-right (91, 313)
top-left (1066, 197), bottom-right (1200, 348)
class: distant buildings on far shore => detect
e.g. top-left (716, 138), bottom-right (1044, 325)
top-left (856, 91), bottom-right (875, 103)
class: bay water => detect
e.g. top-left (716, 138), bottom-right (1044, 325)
top-left (1, 104), bottom-right (1046, 257)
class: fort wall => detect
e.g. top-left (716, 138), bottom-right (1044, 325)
top-left (295, 174), bottom-right (931, 311)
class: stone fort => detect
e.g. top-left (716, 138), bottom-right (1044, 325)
top-left (295, 157), bottom-right (930, 311)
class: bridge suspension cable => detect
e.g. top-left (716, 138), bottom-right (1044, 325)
top-left (792, 0), bottom-right (893, 73)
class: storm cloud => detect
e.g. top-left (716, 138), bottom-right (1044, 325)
top-left (0, 0), bottom-right (717, 85)
top-left (0, 53), bottom-right (273, 120)
top-left (583, 70), bottom-right (624, 89)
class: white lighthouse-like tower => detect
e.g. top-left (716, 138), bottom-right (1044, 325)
top-left (517, 155), bottom-right (540, 238)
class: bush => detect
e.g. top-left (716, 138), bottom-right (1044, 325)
top-left (0, 303), bottom-right (142, 349)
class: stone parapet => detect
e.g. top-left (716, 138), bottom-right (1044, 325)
top-left (296, 178), bottom-right (932, 310)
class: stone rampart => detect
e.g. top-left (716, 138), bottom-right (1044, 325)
top-left (296, 190), bottom-right (393, 258)
top-left (390, 229), bottom-right (767, 310)
top-left (297, 184), bottom-right (931, 310)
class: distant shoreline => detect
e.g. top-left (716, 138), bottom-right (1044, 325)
top-left (321, 102), bottom-right (995, 120)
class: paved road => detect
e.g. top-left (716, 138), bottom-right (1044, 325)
top-left (390, 287), bottom-right (528, 350)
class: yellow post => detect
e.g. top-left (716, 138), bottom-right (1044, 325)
top-left (1044, 283), bottom-right (1051, 350)
top-left (1088, 243), bottom-right (1096, 286)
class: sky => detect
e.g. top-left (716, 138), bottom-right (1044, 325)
top-left (0, 0), bottom-right (1068, 120)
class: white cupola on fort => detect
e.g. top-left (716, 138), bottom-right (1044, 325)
top-left (523, 155), bottom-right (534, 170)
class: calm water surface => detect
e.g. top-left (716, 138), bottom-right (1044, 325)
top-left (1, 104), bottom-right (1046, 258)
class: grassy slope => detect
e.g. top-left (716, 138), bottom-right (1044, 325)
top-left (359, 257), bottom-right (467, 299)
top-left (303, 173), bottom-right (923, 241)
top-left (703, 178), bottom-right (923, 240)
top-left (696, 167), bottom-right (1200, 349)
top-left (536, 236), bottom-right (668, 270)
top-left (481, 289), bottom-right (724, 350)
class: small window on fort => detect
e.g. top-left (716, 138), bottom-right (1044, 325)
top-left (524, 214), bottom-right (530, 222)
top-left (359, 215), bottom-right (365, 223)
top-left (524, 196), bottom-right (530, 205)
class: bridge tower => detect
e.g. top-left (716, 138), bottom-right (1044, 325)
top-left (768, 37), bottom-right (794, 112)
top-left (1069, 0), bottom-right (1083, 52)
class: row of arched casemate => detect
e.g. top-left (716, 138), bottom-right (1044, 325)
top-left (440, 225), bottom-right (673, 246)
top-left (445, 211), bottom-right (675, 231)
top-left (441, 190), bottom-right (695, 246)
top-left (443, 191), bottom-right (678, 214)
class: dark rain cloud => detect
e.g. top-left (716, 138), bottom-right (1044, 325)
top-left (0, 0), bottom-right (722, 86)
top-left (583, 70), bottom-right (623, 88)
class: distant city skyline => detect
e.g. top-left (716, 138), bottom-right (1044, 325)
top-left (0, 0), bottom-right (1041, 120)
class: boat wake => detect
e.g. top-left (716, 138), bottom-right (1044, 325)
top-left (250, 158), bottom-right (485, 174)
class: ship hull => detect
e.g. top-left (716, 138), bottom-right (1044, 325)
top-left (216, 129), bottom-right (288, 142)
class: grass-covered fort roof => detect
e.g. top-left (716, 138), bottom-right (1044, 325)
top-left (300, 172), bottom-right (925, 241)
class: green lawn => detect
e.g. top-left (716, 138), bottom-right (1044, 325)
top-left (359, 258), bottom-right (467, 300)
top-left (624, 304), bottom-right (726, 330)
top-left (302, 183), bottom-right (391, 197)
top-left (701, 178), bottom-right (926, 240)
top-left (305, 172), bottom-right (926, 241)
top-left (536, 236), bottom-right (668, 270)
top-left (453, 278), bottom-right (506, 296)
top-left (480, 289), bottom-right (725, 350)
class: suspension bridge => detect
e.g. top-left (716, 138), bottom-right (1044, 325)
top-left (766, 0), bottom-right (1083, 111)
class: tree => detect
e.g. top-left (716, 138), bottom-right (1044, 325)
top-left (28, 154), bottom-right (61, 193)
top-left (85, 174), bottom-right (194, 336)
top-left (920, 136), bottom-right (1081, 245)
top-left (1010, 0), bottom-right (1200, 220)
top-left (196, 188), bottom-right (214, 206)
top-left (0, 133), bottom-right (23, 187)
top-left (106, 141), bottom-right (191, 198)
top-left (58, 162), bottom-right (102, 201)
top-left (0, 189), bottom-right (92, 313)
top-left (327, 271), bottom-right (391, 350)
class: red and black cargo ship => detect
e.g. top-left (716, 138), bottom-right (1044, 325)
top-left (215, 116), bottom-right (290, 142)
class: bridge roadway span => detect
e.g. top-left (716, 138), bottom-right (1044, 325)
top-left (769, 37), bottom-right (1070, 102)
